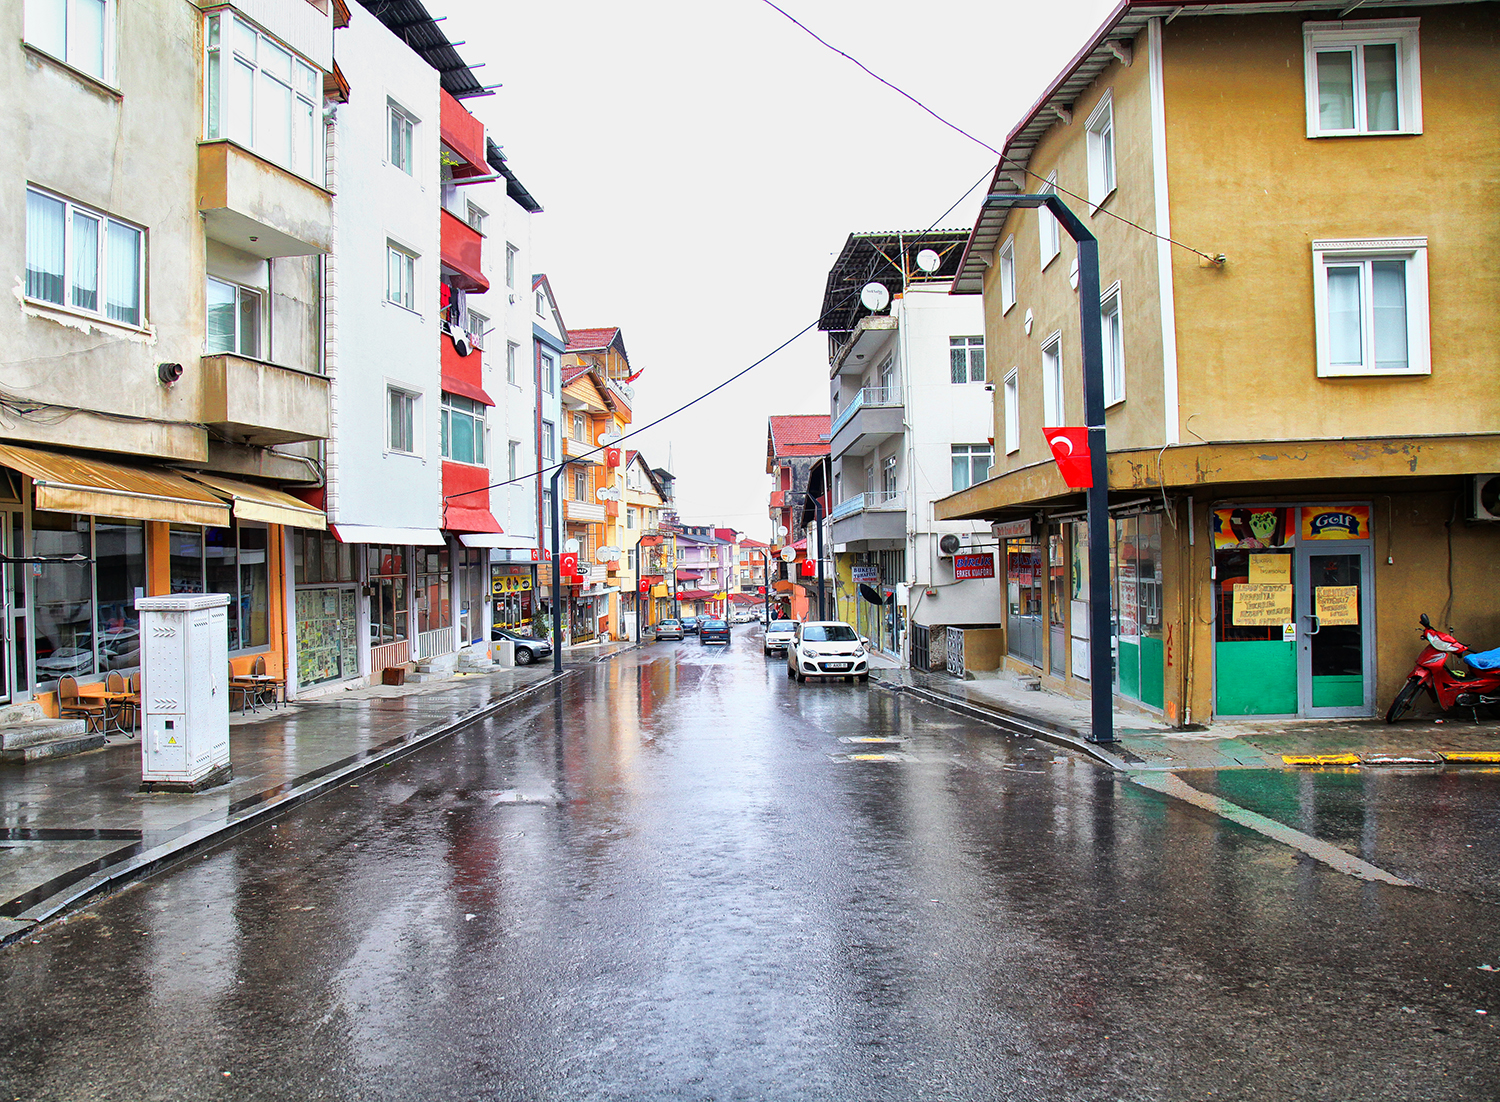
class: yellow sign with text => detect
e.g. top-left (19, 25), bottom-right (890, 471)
top-left (491, 575), bottom-right (534, 595)
top-left (1233, 583), bottom-right (1293, 626)
top-left (1248, 554), bottom-right (1291, 584)
top-left (1315, 585), bottom-right (1359, 626)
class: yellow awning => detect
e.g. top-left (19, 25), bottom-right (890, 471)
top-left (184, 472), bottom-right (327, 530)
top-left (651, 583), bottom-right (669, 598)
top-left (0, 443), bottom-right (230, 527)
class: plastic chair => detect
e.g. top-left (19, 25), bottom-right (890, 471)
top-left (251, 655), bottom-right (285, 709)
top-left (58, 675), bottom-right (110, 735)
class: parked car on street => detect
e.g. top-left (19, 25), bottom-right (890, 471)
top-left (682, 616), bottom-right (702, 635)
top-left (699, 618), bottom-right (730, 645)
top-left (491, 627), bottom-right (553, 666)
top-left (763, 619), bottom-right (798, 656)
top-left (787, 621), bottom-right (869, 683)
top-left (654, 619), bottom-right (684, 641)
top-left (730, 610), bottom-right (757, 624)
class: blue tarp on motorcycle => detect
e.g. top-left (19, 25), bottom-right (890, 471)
top-left (1464, 647), bottom-right (1500, 670)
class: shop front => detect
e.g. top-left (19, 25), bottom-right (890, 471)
top-left (293, 529), bottom-right (360, 688)
top-left (491, 566), bottom-right (534, 633)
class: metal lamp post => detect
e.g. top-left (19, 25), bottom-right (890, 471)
top-left (977, 191), bottom-right (1114, 744)
top-left (549, 457), bottom-right (585, 675)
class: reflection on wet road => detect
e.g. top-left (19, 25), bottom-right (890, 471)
top-left (1, 633), bottom-right (1496, 1101)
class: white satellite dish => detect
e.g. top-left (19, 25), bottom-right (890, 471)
top-left (915, 248), bottom-right (941, 273)
top-left (565, 538), bottom-right (580, 553)
top-left (597, 431), bottom-right (622, 446)
top-left (776, 524), bottom-right (789, 537)
top-left (859, 282), bottom-right (890, 312)
top-left (779, 546), bottom-right (798, 563)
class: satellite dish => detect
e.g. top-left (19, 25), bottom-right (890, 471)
top-left (597, 431), bottom-right (622, 446)
top-left (915, 249), bottom-right (941, 273)
top-left (776, 524), bottom-right (789, 537)
top-left (859, 282), bottom-right (890, 312)
top-left (565, 538), bottom-right (580, 553)
top-left (779, 546), bottom-right (798, 562)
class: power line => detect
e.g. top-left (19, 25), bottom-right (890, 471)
top-left (757, 0), bottom-right (1222, 265)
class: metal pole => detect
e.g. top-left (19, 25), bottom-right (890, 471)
top-left (550, 461), bottom-right (566, 674)
top-left (815, 496), bottom-right (826, 621)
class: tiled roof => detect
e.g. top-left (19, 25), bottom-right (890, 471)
top-left (562, 364), bottom-right (591, 387)
top-left (566, 327), bottom-right (622, 353)
top-left (768, 414), bottom-right (831, 459)
top-left (738, 538), bottom-right (769, 548)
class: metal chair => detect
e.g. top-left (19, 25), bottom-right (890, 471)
top-left (105, 671), bottom-right (136, 736)
top-left (251, 654), bottom-right (285, 710)
top-left (58, 675), bottom-right (110, 735)
top-left (228, 661), bottom-right (258, 713)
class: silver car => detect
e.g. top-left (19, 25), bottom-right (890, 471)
top-left (787, 621), bottom-right (869, 684)
top-left (763, 619), bottom-right (798, 656)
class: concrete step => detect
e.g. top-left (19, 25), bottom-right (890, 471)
top-left (405, 671), bottom-right (448, 683)
top-left (1, 731), bottom-right (106, 762)
top-left (0, 718), bottom-right (89, 750)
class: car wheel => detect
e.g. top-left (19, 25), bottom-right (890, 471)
top-left (514, 648), bottom-right (533, 666)
top-left (857, 673), bottom-right (868, 684)
top-left (786, 664), bottom-right (795, 680)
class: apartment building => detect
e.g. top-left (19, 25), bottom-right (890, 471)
top-left (766, 415), bottom-right (830, 621)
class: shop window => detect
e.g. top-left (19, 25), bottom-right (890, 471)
top-left (1112, 513), bottom-right (1164, 709)
top-left (368, 545), bottom-right (408, 647)
top-left (294, 529), bottom-right (355, 585)
top-left (205, 522), bottom-right (268, 652)
top-left (1303, 20), bottom-right (1420, 137)
top-left (170, 525), bottom-right (205, 593)
top-left (30, 512), bottom-right (144, 686)
top-left (415, 546), bottom-right (450, 634)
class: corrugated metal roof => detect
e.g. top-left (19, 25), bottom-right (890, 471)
top-left (485, 138), bottom-right (542, 213)
top-left (357, 0), bottom-right (489, 99)
top-left (819, 229), bottom-right (971, 337)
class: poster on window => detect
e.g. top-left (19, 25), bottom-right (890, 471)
top-left (1232, 582), bottom-right (1293, 626)
top-left (1212, 508), bottom-right (1291, 549)
top-left (953, 553), bottom-right (995, 580)
top-left (1315, 585), bottom-right (1359, 625)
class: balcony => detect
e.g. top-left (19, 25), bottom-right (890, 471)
top-left (198, 142), bottom-right (332, 259)
top-left (200, 354), bottom-right (329, 446)
top-left (563, 435), bottom-right (601, 462)
top-left (566, 499), bottom-right (605, 523)
top-left (440, 209), bottom-right (488, 293)
top-left (439, 90), bottom-right (488, 179)
top-left (830, 387), bottom-right (903, 460)
top-left (829, 490), bottom-right (907, 544)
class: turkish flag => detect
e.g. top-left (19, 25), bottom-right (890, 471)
top-left (605, 448), bottom-right (622, 467)
top-left (638, 577), bottom-right (650, 594)
top-left (1046, 427), bottom-right (1093, 488)
top-left (559, 551), bottom-right (579, 578)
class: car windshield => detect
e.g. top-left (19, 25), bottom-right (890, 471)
top-left (701, 620), bottom-right (725, 629)
top-left (769, 621), bottom-right (797, 632)
top-left (660, 620), bottom-right (680, 627)
top-left (802, 624), bottom-right (858, 643)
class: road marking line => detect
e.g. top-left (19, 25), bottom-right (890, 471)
top-left (1129, 772), bottom-right (1414, 887)
top-left (1441, 751), bottom-right (1500, 764)
top-left (1281, 753), bottom-right (1361, 766)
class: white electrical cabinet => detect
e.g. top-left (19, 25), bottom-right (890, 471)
top-left (137, 593), bottom-right (231, 790)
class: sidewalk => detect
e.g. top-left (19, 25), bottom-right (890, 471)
top-left (0, 664), bottom-right (571, 947)
top-left (873, 667), bottom-right (1500, 773)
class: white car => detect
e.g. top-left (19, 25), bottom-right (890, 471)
top-left (763, 619), bottom-right (798, 656)
top-left (787, 621), bottom-right (869, 684)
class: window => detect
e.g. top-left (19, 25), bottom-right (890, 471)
top-left (206, 523), bottom-right (269, 652)
top-left (573, 466), bottom-right (588, 500)
top-left (388, 102), bottom-right (415, 174)
top-left (572, 411), bottom-right (586, 442)
top-left (440, 392), bottom-right (486, 465)
top-left (1038, 171), bottom-right (1060, 269)
top-left (1101, 284), bottom-right (1125, 406)
top-left (206, 277), bottom-right (261, 357)
top-left (505, 243), bottom-right (518, 288)
top-left (387, 244), bottom-right (416, 311)
top-left (1303, 19), bottom-right (1421, 137)
top-left (1086, 92), bottom-right (1116, 210)
top-left (878, 355), bottom-right (898, 396)
top-left (1041, 333), bottom-right (1064, 427)
top-left (388, 387), bottom-right (418, 454)
top-left (466, 202), bottom-right (486, 234)
top-left (1003, 370), bottom-right (1019, 455)
top-left (24, 0), bottom-right (112, 82)
top-left (508, 440), bottom-right (519, 480)
top-left (506, 341), bottom-right (519, 384)
top-left (30, 512), bottom-right (144, 686)
top-left (541, 420), bottom-right (555, 462)
top-left (204, 12), bottom-right (322, 181)
top-left (950, 336), bottom-right (985, 384)
top-left (1312, 237), bottom-right (1429, 376)
top-left (882, 454), bottom-right (898, 494)
top-left (25, 187), bottom-right (143, 327)
top-left (541, 351), bottom-right (556, 394)
top-left (536, 290), bottom-right (546, 316)
top-left (627, 507), bottom-right (636, 530)
top-left (467, 310), bottom-right (487, 350)
top-left (951, 444), bottom-right (993, 492)
top-left (368, 545), bottom-right (408, 647)
top-left (998, 236), bottom-right (1016, 314)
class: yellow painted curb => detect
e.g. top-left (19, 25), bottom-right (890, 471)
top-left (1282, 754), bottom-right (1361, 766)
top-left (1440, 751), bottom-right (1500, 764)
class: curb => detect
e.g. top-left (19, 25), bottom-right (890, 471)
top-left (3, 672), bottom-right (570, 948)
top-left (1282, 750), bottom-right (1500, 769)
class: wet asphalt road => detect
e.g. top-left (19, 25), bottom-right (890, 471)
top-left (1, 630), bottom-right (1497, 1101)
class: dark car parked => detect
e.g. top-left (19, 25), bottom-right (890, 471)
top-left (491, 627), bottom-right (552, 666)
top-left (698, 618), bottom-right (730, 646)
top-left (681, 616), bottom-right (701, 635)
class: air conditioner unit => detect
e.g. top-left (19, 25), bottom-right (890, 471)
top-left (937, 532), bottom-right (994, 558)
top-left (1470, 474), bottom-right (1500, 522)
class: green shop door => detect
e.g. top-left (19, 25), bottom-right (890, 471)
top-left (1296, 548), bottom-right (1373, 717)
top-left (1213, 546), bottom-right (1298, 716)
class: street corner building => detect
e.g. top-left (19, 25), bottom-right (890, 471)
top-left (933, 0), bottom-right (1500, 726)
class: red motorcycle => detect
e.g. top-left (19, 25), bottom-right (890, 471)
top-left (1385, 613), bottom-right (1500, 722)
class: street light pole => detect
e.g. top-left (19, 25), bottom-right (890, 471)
top-left (549, 458), bottom-right (583, 676)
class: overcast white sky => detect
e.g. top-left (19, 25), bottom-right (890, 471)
top-left (437, 0), bottom-right (1119, 538)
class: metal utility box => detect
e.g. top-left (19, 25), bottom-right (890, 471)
top-left (137, 593), bottom-right (231, 791)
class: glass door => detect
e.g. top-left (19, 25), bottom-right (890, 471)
top-left (0, 510), bottom-right (13, 703)
top-left (1296, 548), bottom-right (1373, 716)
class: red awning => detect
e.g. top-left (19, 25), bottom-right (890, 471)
top-left (443, 503), bottom-right (503, 534)
top-left (442, 377), bottom-right (495, 406)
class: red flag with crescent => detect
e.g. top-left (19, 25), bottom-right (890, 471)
top-left (560, 551), bottom-right (580, 578)
top-left (1046, 428), bottom-right (1092, 488)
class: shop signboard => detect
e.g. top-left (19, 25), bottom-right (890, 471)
top-left (491, 573), bottom-right (533, 595)
top-left (1300, 506), bottom-right (1371, 541)
top-left (851, 566), bottom-right (879, 584)
top-left (952, 552), bottom-right (995, 580)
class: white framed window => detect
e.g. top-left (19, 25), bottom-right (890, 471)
top-left (882, 453), bottom-right (898, 494)
top-left (467, 310), bottom-right (488, 350)
top-left (24, 186), bottom-right (143, 327)
top-left (204, 12), bottom-right (322, 182)
top-left (571, 411), bottom-right (586, 442)
top-left (949, 336), bottom-right (985, 384)
top-left (1041, 332), bottom-right (1064, 427)
top-left (541, 351), bottom-right (556, 394)
top-left (1303, 20), bottom-right (1421, 137)
top-left (536, 290), bottom-right (546, 316)
top-left (388, 101), bottom-right (416, 174)
top-left (387, 387), bottom-right (420, 455)
top-left (206, 277), bottom-right (262, 358)
top-left (508, 440), bottom-right (519, 480)
top-left (541, 420), bottom-right (556, 462)
top-left (1038, 172), bottom-right (1060, 269)
top-left (440, 392), bottom-right (486, 465)
top-left (506, 341), bottom-right (519, 384)
top-left (1312, 236), bottom-right (1429, 377)
top-left (505, 243), bottom-right (518, 289)
top-left (24, 0), bottom-right (113, 83)
top-left (1085, 92), bottom-right (1116, 210)
top-left (465, 202), bottom-right (486, 234)
top-left (998, 236), bottom-right (1016, 315)
top-left (951, 444), bottom-right (993, 492)
top-left (1100, 283), bottom-right (1125, 406)
top-left (1003, 369), bottom-right (1019, 455)
top-left (386, 244), bottom-right (416, 311)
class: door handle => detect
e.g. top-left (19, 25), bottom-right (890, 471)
top-left (1305, 614), bottom-right (1320, 636)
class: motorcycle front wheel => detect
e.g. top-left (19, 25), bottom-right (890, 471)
top-left (1384, 676), bottom-right (1425, 723)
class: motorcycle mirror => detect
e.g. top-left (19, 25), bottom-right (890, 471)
top-left (1420, 613), bottom-right (1431, 628)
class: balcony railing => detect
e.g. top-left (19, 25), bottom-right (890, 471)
top-left (829, 490), bottom-right (905, 521)
top-left (566, 499), bottom-right (605, 523)
top-left (831, 385), bottom-right (899, 436)
top-left (564, 435), bottom-right (601, 461)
